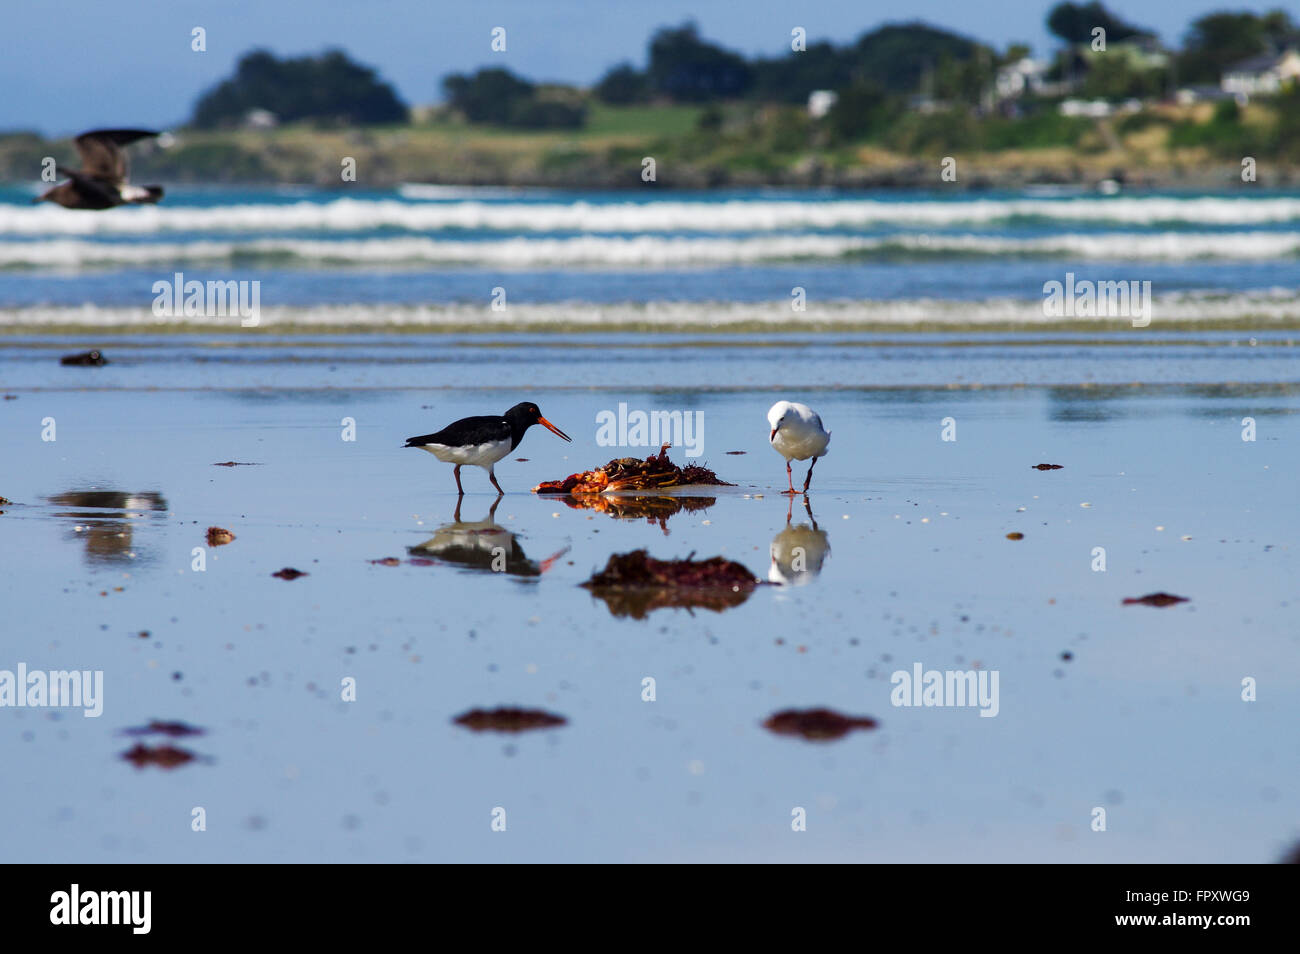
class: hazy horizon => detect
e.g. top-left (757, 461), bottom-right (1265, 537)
top-left (5, 0), bottom-right (1293, 136)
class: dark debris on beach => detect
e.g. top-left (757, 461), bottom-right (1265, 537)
top-left (121, 720), bottom-right (206, 738)
top-left (60, 349), bottom-right (107, 367)
top-left (121, 743), bottom-right (201, 770)
top-left (763, 708), bottom-right (879, 741)
top-left (453, 707), bottom-right (568, 733)
top-left (1122, 592), bottom-right (1190, 607)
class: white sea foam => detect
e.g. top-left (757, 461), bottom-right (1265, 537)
top-left (4, 195), bottom-right (1300, 236)
top-left (5, 290), bottom-right (1298, 331)
top-left (1, 231), bottom-right (1297, 268)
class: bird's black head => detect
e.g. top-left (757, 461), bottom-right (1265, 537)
top-left (504, 402), bottom-right (571, 442)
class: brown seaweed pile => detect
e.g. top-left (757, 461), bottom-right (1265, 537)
top-left (271, 567), bottom-right (308, 580)
top-left (1122, 592), bottom-right (1189, 607)
top-left (533, 444), bottom-right (731, 495)
top-left (1032, 463), bottom-right (1064, 470)
top-left (121, 743), bottom-right (199, 769)
top-left (763, 708), bottom-right (879, 741)
top-left (453, 707), bottom-right (567, 733)
top-left (119, 721), bottom-right (209, 769)
top-left (581, 549), bottom-right (759, 619)
top-left (206, 526), bottom-right (235, 546)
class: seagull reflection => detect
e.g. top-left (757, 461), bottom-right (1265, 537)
top-left (769, 495), bottom-right (830, 585)
top-left (407, 497), bottom-right (568, 578)
top-left (47, 490), bottom-right (167, 565)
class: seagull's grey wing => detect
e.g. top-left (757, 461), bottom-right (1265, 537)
top-left (74, 129), bottom-right (159, 181)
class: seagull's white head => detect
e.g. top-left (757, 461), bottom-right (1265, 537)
top-left (767, 401), bottom-right (794, 442)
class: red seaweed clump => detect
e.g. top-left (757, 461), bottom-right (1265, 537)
top-left (1032, 464), bottom-right (1064, 470)
top-left (534, 444), bottom-right (731, 495)
top-left (272, 567), bottom-right (308, 580)
top-left (1122, 592), bottom-right (1189, 607)
top-left (763, 708), bottom-right (879, 741)
top-left (121, 743), bottom-right (199, 770)
top-left (453, 707), bottom-right (568, 733)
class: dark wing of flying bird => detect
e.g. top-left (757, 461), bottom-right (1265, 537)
top-left (74, 129), bottom-right (159, 181)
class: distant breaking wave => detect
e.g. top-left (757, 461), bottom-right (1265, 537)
top-left (4, 195), bottom-right (1300, 236)
top-left (5, 290), bottom-right (1299, 331)
top-left (3, 231), bottom-right (1299, 268)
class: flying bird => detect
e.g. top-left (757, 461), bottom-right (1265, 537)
top-left (767, 400), bottom-right (830, 495)
top-left (405, 402), bottom-right (572, 495)
top-left (35, 129), bottom-right (165, 210)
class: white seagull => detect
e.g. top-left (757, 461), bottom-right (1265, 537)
top-left (767, 400), bottom-right (830, 495)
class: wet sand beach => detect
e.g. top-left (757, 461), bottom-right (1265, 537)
top-left (1, 332), bottom-right (1295, 862)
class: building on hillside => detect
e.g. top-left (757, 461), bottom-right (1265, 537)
top-left (1220, 48), bottom-right (1300, 101)
top-left (994, 57), bottom-right (1048, 101)
top-left (1174, 84), bottom-right (1234, 106)
top-left (807, 90), bottom-right (838, 119)
top-left (242, 108), bottom-right (279, 130)
top-left (1058, 98), bottom-right (1113, 118)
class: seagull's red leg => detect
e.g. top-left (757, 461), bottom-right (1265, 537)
top-left (489, 467), bottom-right (505, 496)
top-left (453, 465), bottom-right (464, 496)
top-left (802, 456), bottom-right (818, 494)
top-left (782, 460), bottom-right (798, 495)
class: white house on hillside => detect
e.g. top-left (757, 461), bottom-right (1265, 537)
top-left (807, 90), bottom-right (838, 119)
top-left (1221, 48), bottom-right (1300, 100)
top-left (995, 57), bottom-right (1048, 100)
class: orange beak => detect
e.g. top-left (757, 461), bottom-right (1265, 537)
top-left (770, 428), bottom-right (778, 441)
top-left (539, 416), bottom-right (572, 442)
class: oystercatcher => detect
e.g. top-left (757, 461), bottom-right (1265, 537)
top-left (405, 402), bottom-right (571, 495)
top-left (767, 400), bottom-right (830, 495)
top-left (35, 130), bottom-right (165, 210)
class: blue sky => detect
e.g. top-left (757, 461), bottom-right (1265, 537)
top-left (4, 0), bottom-right (1293, 134)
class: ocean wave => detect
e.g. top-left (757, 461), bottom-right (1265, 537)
top-left (5, 290), bottom-right (1299, 331)
top-left (4, 195), bottom-right (1300, 236)
top-left (2, 231), bottom-right (1298, 268)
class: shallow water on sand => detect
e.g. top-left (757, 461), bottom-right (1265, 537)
top-left (1, 335), bottom-right (1297, 862)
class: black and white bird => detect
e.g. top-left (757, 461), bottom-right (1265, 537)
top-left (767, 400), bottom-right (830, 495)
top-left (35, 129), bottom-right (165, 210)
top-left (405, 402), bottom-right (572, 495)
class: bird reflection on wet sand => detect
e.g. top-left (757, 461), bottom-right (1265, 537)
top-left (407, 497), bottom-right (568, 578)
top-left (769, 496), bottom-right (830, 585)
top-left (47, 490), bottom-right (167, 566)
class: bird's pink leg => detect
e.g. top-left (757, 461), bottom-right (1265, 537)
top-left (782, 460), bottom-right (798, 495)
top-left (453, 465), bottom-right (464, 496)
top-left (802, 456), bottom-right (818, 494)
top-left (489, 467), bottom-right (505, 496)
